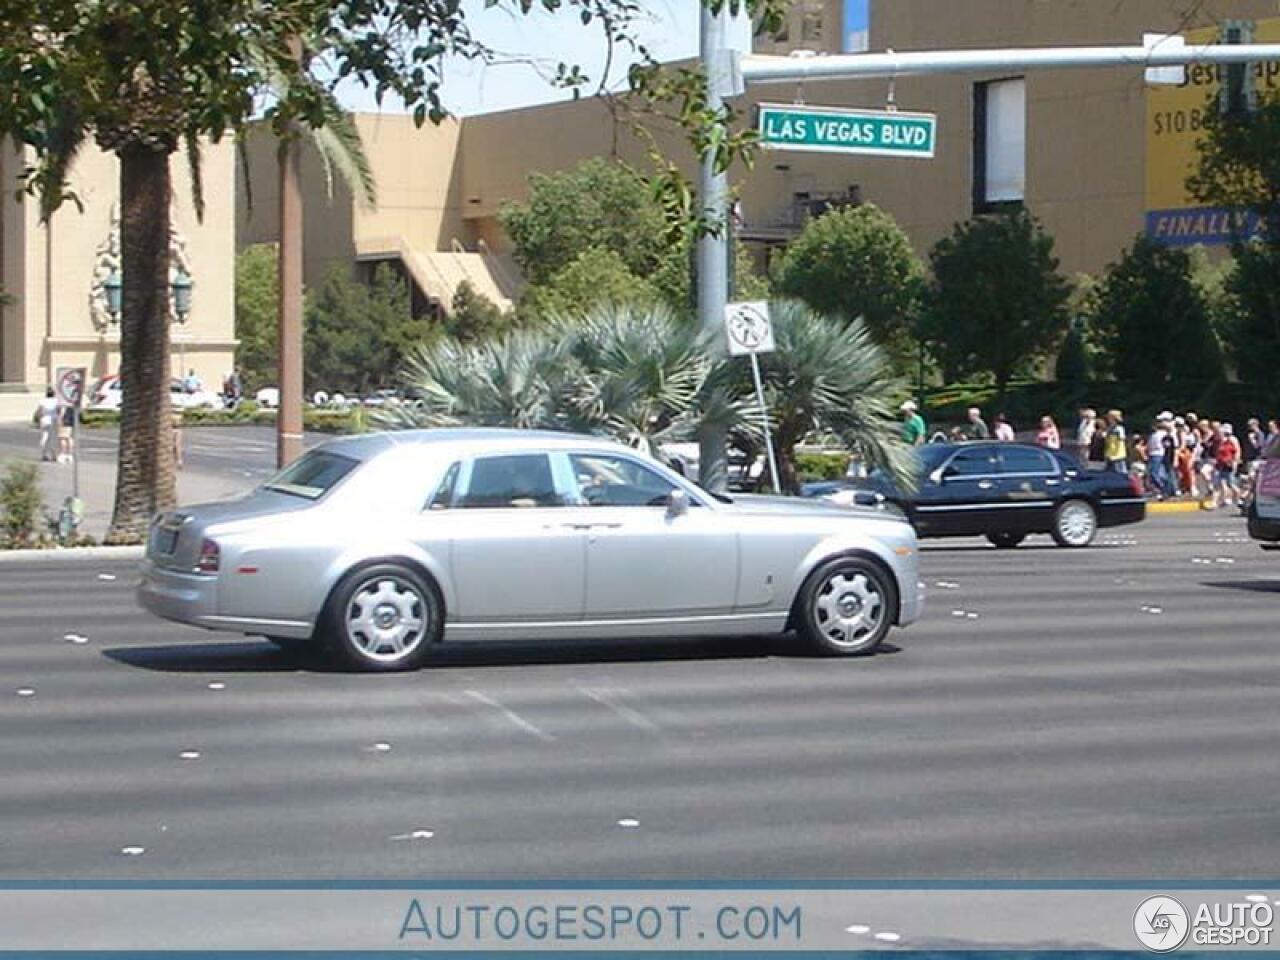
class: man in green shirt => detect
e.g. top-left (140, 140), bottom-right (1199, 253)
top-left (900, 400), bottom-right (927, 446)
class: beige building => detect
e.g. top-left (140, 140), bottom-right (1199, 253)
top-left (239, 0), bottom-right (1280, 323)
top-left (0, 139), bottom-right (236, 418)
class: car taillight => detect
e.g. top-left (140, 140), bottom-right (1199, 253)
top-left (195, 539), bottom-right (220, 573)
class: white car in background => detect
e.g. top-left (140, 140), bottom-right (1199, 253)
top-left (88, 375), bottom-right (223, 412)
top-left (255, 387), bottom-right (280, 409)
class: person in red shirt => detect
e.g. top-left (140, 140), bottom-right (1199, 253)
top-left (1214, 423), bottom-right (1241, 509)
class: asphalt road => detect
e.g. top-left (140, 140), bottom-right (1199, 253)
top-left (2, 511), bottom-right (1277, 881)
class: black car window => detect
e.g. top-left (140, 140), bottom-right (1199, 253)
top-left (999, 447), bottom-right (1056, 476)
top-left (943, 447), bottom-right (999, 478)
top-left (457, 454), bottom-right (563, 509)
top-left (570, 453), bottom-right (681, 507)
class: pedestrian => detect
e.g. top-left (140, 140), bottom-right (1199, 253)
top-left (32, 387), bottom-right (58, 461)
top-left (1075, 407), bottom-right (1096, 464)
top-left (1104, 409), bottom-right (1128, 474)
top-left (1149, 411), bottom-right (1176, 499)
top-left (1215, 423), bottom-right (1241, 508)
top-left (1267, 418), bottom-right (1280, 455)
top-left (1175, 417), bottom-right (1195, 497)
top-left (1088, 415), bottom-right (1107, 464)
top-left (1036, 415), bottom-right (1061, 450)
top-left (964, 407), bottom-right (990, 440)
top-left (183, 368), bottom-right (201, 394)
top-left (993, 413), bottom-right (1015, 442)
top-left (56, 401), bottom-right (75, 464)
top-left (899, 400), bottom-right (927, 446)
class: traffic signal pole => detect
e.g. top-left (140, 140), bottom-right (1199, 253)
top-left (693, 32), bottom-right (1280, 490)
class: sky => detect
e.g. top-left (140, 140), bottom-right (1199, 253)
top-left (337, 0), bottom-right (754, 117)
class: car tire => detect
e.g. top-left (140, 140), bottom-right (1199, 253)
top-left (987, 532), bottom-right (1025, 549)
top-left (1051, 499), bottom-right (1097, 548)
top-left (267, 635), bottom-right (316, 657)
top-left (796, 555), bottom-right (898, 657)
top-left (321, 563), bottom-right (442, 672)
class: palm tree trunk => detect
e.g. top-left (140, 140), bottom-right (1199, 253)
top-left (106, 143), bottom-right (176, 542)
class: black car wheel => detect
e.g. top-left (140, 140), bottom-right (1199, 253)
top-left (987, 532), bottom-right (1025, 549)
top-left (1051, 499), bottom-right (1097, 548)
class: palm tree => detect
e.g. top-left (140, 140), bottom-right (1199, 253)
top-left (752, 300), bottom-right (913, 494)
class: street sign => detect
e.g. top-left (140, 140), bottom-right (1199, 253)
top-left (55, 366), bottom-right (87, 407)
top-left (757, 103), bottom-right (937, 158)
top-left (724, 300), bottom-right (775, 356)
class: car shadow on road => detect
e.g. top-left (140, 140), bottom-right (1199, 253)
top-left (1201, 579), bottom-right (1280, 595)
top-left (102, 634), bottom-right (901, 674)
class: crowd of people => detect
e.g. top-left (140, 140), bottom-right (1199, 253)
top-left (899, 401), bottom-right (1279, 509)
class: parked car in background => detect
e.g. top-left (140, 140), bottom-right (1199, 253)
top-left (805, 442), bottom-right (1146, 548)
top-left (88, 375), bottom-right (223, 412)
top-left (1247, 446), bottom-right (1280, 550)
top-left (138, 429), bottom-right (924, 671)
top-left (255, 386), bottom-right (280, 409)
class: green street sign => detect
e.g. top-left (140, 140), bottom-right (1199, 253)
top-left (757, 103), bottom-right (937, 158)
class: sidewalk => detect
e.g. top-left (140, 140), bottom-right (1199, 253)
top-left (0, 423), bottom-right (272, 539)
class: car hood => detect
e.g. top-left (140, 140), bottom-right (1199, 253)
top-left (722, 493), bottom-right (905, 524)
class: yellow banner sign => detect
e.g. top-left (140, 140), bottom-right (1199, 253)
top-left (1145, 17), bottom-right (1280, 245)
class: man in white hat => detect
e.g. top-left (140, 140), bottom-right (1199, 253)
top-left (900, 400), bottom-right (926, 446)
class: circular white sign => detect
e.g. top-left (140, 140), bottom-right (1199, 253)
top-left (1133, 895), bottom-right (1190, 952)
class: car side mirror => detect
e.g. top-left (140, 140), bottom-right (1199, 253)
top-left (929, 467), bottom-right (946, 485)
top-left (666, 488), bottom-right (689, 519)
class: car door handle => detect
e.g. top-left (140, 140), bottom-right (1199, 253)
top-left (1045, 479), bottom-right (1060, 486)
top-left (561, 522), bottom-right (622, 530)
top-left (977, 480), bottom-right (995, 490)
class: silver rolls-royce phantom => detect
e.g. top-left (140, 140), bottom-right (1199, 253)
top-left (138, 429), bottom-right (923, 671)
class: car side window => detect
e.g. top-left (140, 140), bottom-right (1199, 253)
top-left (943, 447), bottom-right (999, 478)
top-left (570, 453), bottom-right (681, 507)
top-left (999, 447), bottom-right (1056, 476)
top-left (456, 454), bottom-right (564, 509)
top-left (426, 461), bottom-right (461, 510)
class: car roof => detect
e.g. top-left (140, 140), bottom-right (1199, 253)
top-left (319, 427), bottom-right (637, 461)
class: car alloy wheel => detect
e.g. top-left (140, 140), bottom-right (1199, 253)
top-left (324, 563), bottom-right (442, 671)
top-left (1052, 499), bottom-right (1097, 548)
top-left (801, 557), bottom-right (896, 656)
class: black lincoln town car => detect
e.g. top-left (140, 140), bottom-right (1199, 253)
top-left (805, 442), bottom-right (1147, 548)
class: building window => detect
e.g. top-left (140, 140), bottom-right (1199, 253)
top-left (973, 77), bottom-right (1026, 213)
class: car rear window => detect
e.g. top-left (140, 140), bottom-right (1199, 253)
top-left (264, 450), bottom-right (359, 500)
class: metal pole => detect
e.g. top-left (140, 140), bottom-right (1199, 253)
top-left (741, 42), bottom-right (1280, 84)
top-left (696, 2), bottom-right (732, 493)
top-left (277, 132), bottom-right (304, 469)
top-left (750, 352), bottom-right (780, 494)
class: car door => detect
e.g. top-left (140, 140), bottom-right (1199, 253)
top-left (564, 451), bottom-right (738, 619)
top-left (916, 445), bottom-right (1002, 536)
top-left (994, 445), bottom-right (1060, 533)
top-left (428, 452), bottom-right (587, 623)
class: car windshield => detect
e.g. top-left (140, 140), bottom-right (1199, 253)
top-left (263, 450), bottom-right (359, 500)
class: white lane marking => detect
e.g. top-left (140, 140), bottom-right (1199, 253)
top-left (951, 610), bottom-right (965, 618)
top-left (366, 742), bottom-right (392, 753)
top-left (873, 931), bottom-right (902, 943)
top-left (579, 687), bottom-right (659, 732)
top-left (97, 573), bottom-right (116, 582)
top-left (1246, 894), bottom-right (1269, 903)
top-left (844, 924), bottom-right (871, 935)
top-left (120, 846), bottom-right (145, 856)
top-left (1140, 605), bottom-right (1164, 615)
top-left (935, 581), bottom-right (959, 589)
top-left (15, 688), bottom-right (34, 697)
top-left (1215, 557), bottom-right (1236, 564)
top-left (391, 829), bottom-right (435, 841)
top-left (464, 689), bottom-right (556, 742)
top-left (63, 633), bottom-right (89, 644)
top-left (207, 682), bottom-right (226, 691)
top-left (966, 612), bottom-right (979, 620)
top-left (178, 751), bottom-right (201, 760)
top-left (616, 818), bottom-right (641, 829)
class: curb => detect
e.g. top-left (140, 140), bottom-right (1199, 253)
top-left (1147, 500), bottom-right (1210, 515)
top-left (0, 545), bottom-right (144, 563)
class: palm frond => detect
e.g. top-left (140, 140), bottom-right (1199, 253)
top-left (312, 94), bottom-right (376, 209)
top-left (34, 111), bottom-right (86, 223)
top-left (184, 133), bottom-right (205, 223)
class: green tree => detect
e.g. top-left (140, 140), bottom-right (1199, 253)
top-left (234, 244), bottom-right (279, 391)
top-left (446, 281), bottom-right (515, 344)
top-left (1091, 235), bottom-right (1223, 387)
top-left (1054, 324), bottom-right (1092, 383)
top-left (1188, 95), bottom-right (1280, 383)
top-left (521, 247), bottom-right (657, 322)
top-left (922, 209), bottom-right (1071, 398)
top-left (772, 204), bottom-right (925, 368)
top-left (305, 265), bottom-right (429, 394)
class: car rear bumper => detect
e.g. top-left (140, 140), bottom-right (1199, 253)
top-left (1099, 498), bottom-right (1146, 528)
top-left (137, 560), bottom-right (314, 639)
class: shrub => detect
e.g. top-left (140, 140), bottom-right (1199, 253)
top-left (1, 462), bottom-right (42, 545)
top-left (794, 452), bottom-right (850, 482)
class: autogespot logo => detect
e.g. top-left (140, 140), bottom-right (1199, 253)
top-left (1134, 896), bottom-right (1190, 952)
